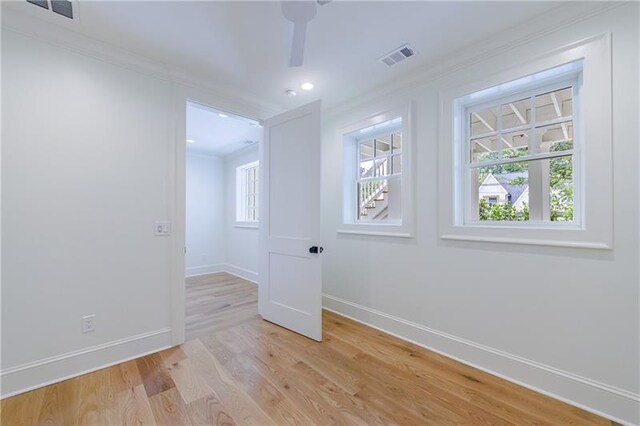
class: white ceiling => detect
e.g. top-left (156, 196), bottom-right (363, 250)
top-left (6, 1), bottom-right (567, 110)
top-left (186, 102), bottom-right (261, 157)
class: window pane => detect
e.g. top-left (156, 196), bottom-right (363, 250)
top-left (471, 136), bottom-right (498, 163)
top-left (371, 157), bottom-right (390, 177)
top-left (500, 130), bottom-right (529, 158)
top-left (375, 136), bottom-right (391, 156)
top-left (357, 179), bottom-right (401, 222)
top-left (536, 121), bottom-right (573, 153)
top-left (392, 132), bottom-right (402, 153)
top-left (476, 161), bottom-right (529, 221)
top-left (360, 140), bottom-right (374, 161)
top-left (359, 159), bottom-right (375, 178)
top-left (361, 157), bottom-right (390, 178)
top-left (549, 156), bottom-right (574, 222)
top-left (392, 154), bottom-right (402, 175)
top-left (501, 98), bottom-right (530, 130)
top-left (470, 107), bottom-right (498, 137)
top-left (535, 87), bottom-right (572, 122)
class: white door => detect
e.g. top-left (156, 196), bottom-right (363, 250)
top-left (259, 100), bottom-right (322, 341)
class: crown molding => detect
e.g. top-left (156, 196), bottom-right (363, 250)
top-left (0, 7), bottom-right (284, 119)
top-left (323, 1), bottom-right (626, 121)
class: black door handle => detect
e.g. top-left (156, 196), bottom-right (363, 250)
top-left (309, 246), bottom-right (324, 254)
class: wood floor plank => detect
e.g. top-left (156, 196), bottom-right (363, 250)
top-left (148, 387), bottom-right (193, 425)
top-left (0, 386), bottom-right (45, 426)
top-left (136, 353), bottom-right (176, 398)
top-left (181, 339), bottom-right (276, 426)
top-left (205, 338), bottom-right (313, 425)
top-left (0, 272), bottom-right (614, 425)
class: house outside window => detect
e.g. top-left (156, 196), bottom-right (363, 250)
top-left (236, 161), bottom-right (259, 223)
top-left (438, 35), bottom-right (613, 249)
top-left (463, 64), bottom-right (581, 226)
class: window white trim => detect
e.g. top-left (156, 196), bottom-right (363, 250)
top-left (338, 104), bottom-right (415, 237)
top-left (461, 69), bottom-right (582, 226)
top-left (235, 160), bottom-right (259, 224)
top-left (438, 33), bottom-right (612, 249)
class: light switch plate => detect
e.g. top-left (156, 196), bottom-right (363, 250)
top-left (155, 221), bottom-right (171, 236)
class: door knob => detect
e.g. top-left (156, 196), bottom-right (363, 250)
top-left (309, 246), bottom-right (323, 254)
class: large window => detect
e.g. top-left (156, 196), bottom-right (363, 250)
top-left (236, 161), bottom-right (259, 223)
top-left (439, 35), bottom-right (613, 249)
top-left (463, 67), bottom-right (580, 226)
top-left (339, 105), bottom-right (414, 237)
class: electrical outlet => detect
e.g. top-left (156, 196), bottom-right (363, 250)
top-left (82, 315), bottom-right (96, 333)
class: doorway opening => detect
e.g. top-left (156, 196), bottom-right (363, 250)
top-left (184, 100), bottom-right (261, 341)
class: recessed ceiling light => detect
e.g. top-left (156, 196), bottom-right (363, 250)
top-left (186, 139), bottom-right (195, 144)
top-left (301, 82), bottom-right (314, 91)
top-left (285, 89), bottom-right (297, 97)
top-left (218, 113), bottom-right (229, 118)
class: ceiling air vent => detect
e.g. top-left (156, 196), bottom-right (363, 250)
top-left (26, 0), bottom-right (74, 19)
top-left (378, 44), bottom-right (415, 67)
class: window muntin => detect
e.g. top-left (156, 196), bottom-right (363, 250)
top-left (356, 128), bottom-right (402, 222)
top-left (465, 76), bottom-right (579, 225)
top-left (236, 161), bottom-right (259, 223)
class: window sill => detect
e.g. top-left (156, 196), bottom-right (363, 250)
top-left (337, 229), bottom-right (413, 238)
top-left (234, 223), bottom-right (258, 229)
top-left (337, 220), bottom-right (414, 238)
top-left (440, 233), bottom-right (611, 250)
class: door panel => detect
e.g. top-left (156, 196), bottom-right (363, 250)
top-left (259, 100), bottom-right (322, 341)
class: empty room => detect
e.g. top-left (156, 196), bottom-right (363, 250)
top-left (1, 1), bottom-right (638, 425)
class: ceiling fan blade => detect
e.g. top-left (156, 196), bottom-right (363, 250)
top-left (288, 21), bottom-right (307, 67)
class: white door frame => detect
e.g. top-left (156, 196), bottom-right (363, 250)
top-left (169, 83), bottom-right (279, 346)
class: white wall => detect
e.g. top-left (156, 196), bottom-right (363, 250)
top-left (184, 147), bottom-right (260, 281)
top-left (0, 15), bottom-right (271, 396)
top-left (321, 4), bottom-right (639, 424)
top-left (224, 146), bottom-right (260, 282)
top-left (185, 153), bottom-right (225, 276)
top-left (1, 29), bottom-right (174, 394)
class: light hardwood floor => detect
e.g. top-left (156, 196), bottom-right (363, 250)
top-left (1, 272), bottom-right (611, 425)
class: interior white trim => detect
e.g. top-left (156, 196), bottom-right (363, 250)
top-left (233, 223), bottom-right (259, 229)
top-left (438, 33), bottom-right (612, 249)
top-left (224, 264), bottom-right (258, 284)
top-left (0, 8), bottom-right (283, 118)
top-left (323, 2), bottom-right (623, 121)
top-left (185, 263), bottom-right (226, 277)
top-left (337, 229), bottom-right (413, 238)
top-left (0, 328), bottom-right (172, 399)
top-left (338, 103), bottom-right (415, 237)
top-left (185, 264), bottom-right (258, 284)
top-left (322, 294), bottom-right (640, 426)
top-left (440, 233), bottom-right (611, 250)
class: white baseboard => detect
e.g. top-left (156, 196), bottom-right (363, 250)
top-left (224, 264), bottom-right (258, 284)
top-left (185, 263), bottom-right (226, 277)
top-left (0, 328), bottom-right (172, 399)
top-left (185, 263), bottom-right (258, 284)
top-left (322, 294), bottom-right (639, 426)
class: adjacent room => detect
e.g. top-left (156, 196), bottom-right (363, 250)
top-left (184, 101), bottom-right (261, 340)
top-left (2, 1), bottom-right (638, 425)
